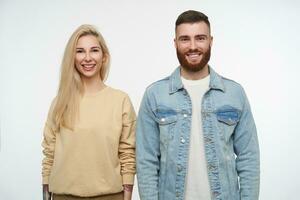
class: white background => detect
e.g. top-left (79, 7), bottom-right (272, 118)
top-left (0, 0), bottom-right (299, 199)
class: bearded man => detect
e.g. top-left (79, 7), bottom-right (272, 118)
top-left (136, 10), bottom-right (260, 200)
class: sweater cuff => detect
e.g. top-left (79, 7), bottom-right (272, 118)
top-left (122, 173), bottom-right (135, 185)
top-left (42, 176), bottom-right (49, 185)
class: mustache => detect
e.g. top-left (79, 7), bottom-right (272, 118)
top-left (186, 49), bottom-right (203, 54)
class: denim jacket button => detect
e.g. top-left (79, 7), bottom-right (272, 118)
top-left (204, 137), bottom-right (212, 143)
top-left (177, 165), bottom-right (182, 172)
top-left (213, 191), bottom-right (220, 197)
top-left (183, 114), bottom-right (188, 118)
top-left (208, 164), bottom-right (216, 170)
top-left (160, 118), bottom-right (165, 122)
top-left (180, 137), bottom-right (185, 143)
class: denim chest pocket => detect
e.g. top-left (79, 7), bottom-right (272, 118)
top-left (215, 106), bottom-right (241, 140)
top-left (153, 107), bottom-right (178, 144)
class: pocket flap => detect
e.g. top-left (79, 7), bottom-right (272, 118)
top-left (154, 107), bottom-right (178, 125)
top-left (216, 106), bottom-right (241, 126)
top-left (157, 115), bottom-right (178, 125)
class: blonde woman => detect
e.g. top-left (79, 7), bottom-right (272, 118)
top-left (42, 25), bottom-right (136, 200)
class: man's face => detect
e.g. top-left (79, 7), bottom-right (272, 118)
top-left (175, 22), bottom-right (213, 72)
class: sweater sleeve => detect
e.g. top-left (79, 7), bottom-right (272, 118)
top-left (41, 99), bottom-right (57, 184)
top-left (119, 95), bottom-right (136, 185)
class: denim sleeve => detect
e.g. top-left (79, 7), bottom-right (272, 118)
top-left (136, 90), bottom-right (160, 200)
top-left (233, 88), bottom-right (260, 200)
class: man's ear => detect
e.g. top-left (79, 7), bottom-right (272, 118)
top-left (210, 36), bottom-right (213, 48)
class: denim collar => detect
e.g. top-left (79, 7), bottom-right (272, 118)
top-left (169, 66), bottom-right (225, 94)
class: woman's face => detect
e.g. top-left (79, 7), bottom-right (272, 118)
top-left (75, 35), bottom-right (104, 80)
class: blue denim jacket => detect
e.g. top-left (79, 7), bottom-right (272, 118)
top-left (136, 66), bottom-right (260, 200)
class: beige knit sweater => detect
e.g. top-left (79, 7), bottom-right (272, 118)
top-left (42, 87), bottom-right (136, 197)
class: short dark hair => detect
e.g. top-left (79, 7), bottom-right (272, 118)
top-left (175, 10), bottom-right (210, 29)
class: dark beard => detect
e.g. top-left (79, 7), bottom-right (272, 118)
top-left (176, 47), bottom-right (211, 72)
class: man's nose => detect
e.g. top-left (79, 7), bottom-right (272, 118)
top-left (190, 39), bottom-right (196, 50)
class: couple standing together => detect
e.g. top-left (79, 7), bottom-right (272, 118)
top-left (42, 10), bottom-right (260, 200)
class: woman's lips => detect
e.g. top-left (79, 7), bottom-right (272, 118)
top-left (82, 64), bottom-right (96, 71)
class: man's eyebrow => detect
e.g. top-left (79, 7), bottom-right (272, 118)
top-left (178, 35), bottom-right (190, 39)
top-left (178, 34), bottom-right (209, 39)
top-left (195, 34), bottom-right (208, 37)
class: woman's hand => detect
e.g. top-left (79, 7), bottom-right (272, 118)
top-left (43, 184), bottom-right (52, 200)
top-left (123, 184), bottom-right (133, 200)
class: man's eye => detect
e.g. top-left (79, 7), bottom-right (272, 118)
top-left (197, 37), bottom-right (206, 41)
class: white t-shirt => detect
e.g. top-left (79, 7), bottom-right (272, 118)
top-left (181, 75), bottom-right (212, 200)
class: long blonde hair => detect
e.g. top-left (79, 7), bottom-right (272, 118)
top-left (52, 24), bottom-right (110, 131)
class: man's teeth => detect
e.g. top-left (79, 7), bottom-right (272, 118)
top-left (187, 53), bottom-right (200, 58)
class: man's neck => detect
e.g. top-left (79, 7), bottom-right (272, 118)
top-left (180, 65), bottom-right (209, 80)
